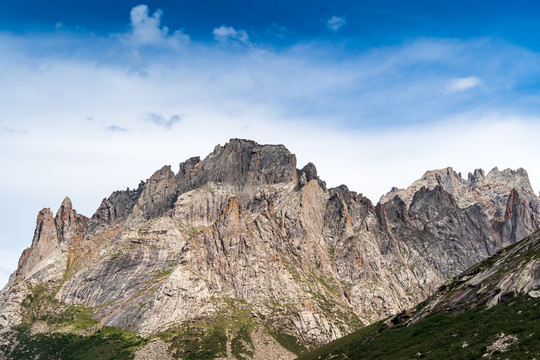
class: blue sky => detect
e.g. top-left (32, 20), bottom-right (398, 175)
top-left (3, 1), bottom-right (540, 48)
top-left (1, 1), bottom-right (540, 286)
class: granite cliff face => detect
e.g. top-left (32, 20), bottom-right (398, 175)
top-left (410, 229), bottom-right (540, 322)
top-left (298, 231), bottom-right (540, 360)
top-left (1, 139), bottom-right (538, 359)
top-left (379, 166), bottom-right (540, 277)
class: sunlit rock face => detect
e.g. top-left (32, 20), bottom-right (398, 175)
top-left (1, 139), bottom-right (539, 353)
top-left (409, 229), bottom-right (540, 323)
top-left (379, 166), bottom-right (540, 277)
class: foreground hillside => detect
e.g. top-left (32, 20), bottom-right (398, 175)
top-left (0, 139), bottom-right (538, 359)
top-left (299, 230), bottom-right (540, 360)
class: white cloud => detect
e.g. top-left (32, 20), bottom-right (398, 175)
top-left (145, 113), bottom-right (181, 129)
top-left (1, 29), bottom-right (540, 287)
top-left (445, 76), bottom-right (482, 93)
top-left (213, 25), bottom-right (250, 45)
top-left (106, 125), bottom-right (129, 132)
top-left (128, 4), bottom-right (189, 48)
top-left (327, 16), bottom-right (347, 32)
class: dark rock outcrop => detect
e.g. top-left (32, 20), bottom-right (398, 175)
top-left (379, 167), bottom-right (540, 277)
top-left (410, 230), bottom-right (540, 323)
top-left (1, 139), bottom-right (539, 357)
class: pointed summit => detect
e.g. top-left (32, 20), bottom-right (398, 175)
top-left (484, 167), bottom-right (535, 196)
top-left (191, 138), bottom-right (298, 188)
top-left (467, 168), bottom-right (485, 185)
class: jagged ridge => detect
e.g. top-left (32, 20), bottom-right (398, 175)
top-left (298, 231), bottom-right (540, 360)
top-left (1, 139), bottom-right (539, 359)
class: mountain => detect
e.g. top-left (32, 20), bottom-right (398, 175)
top-left (298, 230), bottom-right (540, 359)
top-left (380, 166), bottom-right (540, 277)
top-left (0, 139), bottom-right (538, 359)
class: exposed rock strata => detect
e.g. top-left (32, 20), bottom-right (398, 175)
top-left (1, 139), bottom-right (539, 355)
top-left (379, 166), bottom-right (540, 277)
top-left (0, 197), bottom-right (87, 331)
top-left (409, 229), bottom-right (540, 323)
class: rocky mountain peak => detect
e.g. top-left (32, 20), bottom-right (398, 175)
top-left (467, 168), bottom-right (485, 184)
top-left (187, 138), bottom-right (298, 189)
top-left (131, 165), bottom-right (178, 222)
top-left (30, 208), bottom-right (55, 248)
top-left (380, 166), bottom-right (471, 209)
top-left (58, 196), bottom-right (73, 214)
top-left (1, 140), bottom-right (540, 359)
top-left (381, 166), bottom-right (538, 212)
top-left (483, 167), bottom-right (535, 196)
top-left (300, 162), bottom-right (317, 181)
top-left (378, 163), bottom-right (540, 279)
top-left (54, 196), bottom-right (76, 243)
top-left (12, 197), bottom-right (88, 285)
top-left (122, 139), bottom-right (300, 226)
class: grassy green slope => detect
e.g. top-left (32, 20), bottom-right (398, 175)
top-left (0, 284), bottom-right (309, 359)
top-left (298, 293), bottom-right (540, 360)
top-left (0, 284), bottom-right (147, 360)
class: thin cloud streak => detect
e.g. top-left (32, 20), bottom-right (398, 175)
top-left (145, 113), bottom-right (181, 129)
top-left (327, 16), bottom-right (347, 32)
top-left (445, 76), bottom-right (482, 93)
top-left (106, 125), bottom-right (129, 132)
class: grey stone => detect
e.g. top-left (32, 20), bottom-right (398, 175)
top-left (1, 139), bottom-right (539, 356)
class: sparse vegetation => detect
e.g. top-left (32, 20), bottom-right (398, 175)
top-left (231, 326), bottom-right (255, 360)
top-left (298, 293), bottom-right (540, 360)
top-left (2, 284), bottom-right (146, 360)
top-left (160, 320), bottom-right (228, 360)
top-left (154, 268), bottom-right (174, 279)
top-left (267, 328), bottom-right (308, 356)
top-left (6, 326), bottom-right (147, 360)
top-left (158, 297), bottom-right (258, 359)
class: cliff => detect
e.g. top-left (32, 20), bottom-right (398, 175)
top-left (1, 139), bottom-right (538, 359)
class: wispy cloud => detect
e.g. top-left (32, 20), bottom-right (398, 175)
top-left (128, 5), bottom-right (189, 48)
top-left (1, 122), bottom-right (27, 134)
top-left (213, 25), bottom-right (250, 45)
top-left (106, 125), bottom-right (129, 132)
top-left (445, 76), bottom-right (482, 93)
top-left (2, 5), bottom-right (540, 287)
top-left (145, 113), bottom-right (181, 129)
top-left (327, 16), bottom-right (347, 32)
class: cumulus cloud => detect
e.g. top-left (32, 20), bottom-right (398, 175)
top-left (145, 112), bottom-right (181, 129)
top-left (213, 25), bottom-right (250, 45)
top-left (128, 4), bottom-right (189, 48)
top-left (327, 16), bottom-right (347, 32)
top-left (445, 76), bottom-right (482, 93)
top-left (106, 125), bottom-right (129, 132)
